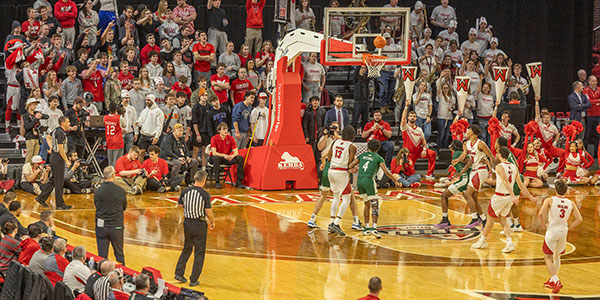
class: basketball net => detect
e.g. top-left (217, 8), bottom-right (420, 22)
top-left (362, 49), bottom-right (388, 78)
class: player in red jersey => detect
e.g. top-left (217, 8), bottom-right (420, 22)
top-left (534, 95), bottom-right (564, 166)
top-left (104, 102), bottom-right (125, 167)
top-left (400, 97), bottom-right (436, 180)
top-left (538, 179), bottom-right (583, 293)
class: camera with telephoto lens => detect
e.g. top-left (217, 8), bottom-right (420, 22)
top-left (77, 159), bottom-right (90, 167)
top-left (140, 169), bottom-right (148, 179)
top-left (324, 124), bottom-right (339, 136)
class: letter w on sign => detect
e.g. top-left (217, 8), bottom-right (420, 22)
top-left (402, 68), bottom-right (416, 82)
top-left (456, 78), bottom-right (469, 92)
top-left (528, 64), bottom-right (542, 78)
top-left (493, 68), bottom-right (508, 82)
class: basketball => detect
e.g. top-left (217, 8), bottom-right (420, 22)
top-left (373, 36), bottom-right (386, 48)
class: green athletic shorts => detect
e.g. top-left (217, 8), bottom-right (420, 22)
top-left (448, 174), bottom-right (469, 195)
top-left (320, 161), bottom-right (331, 191)
top-left (357, 176), bottom-right (377, 200)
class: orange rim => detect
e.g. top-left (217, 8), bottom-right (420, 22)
top-left (362, 53), bottom-right (388, 64)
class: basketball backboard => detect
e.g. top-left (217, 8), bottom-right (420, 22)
top-left (321, 7), bottom-right (412, 66)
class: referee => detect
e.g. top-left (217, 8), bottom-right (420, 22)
top-left (174, 170), bottom-right (215, 287)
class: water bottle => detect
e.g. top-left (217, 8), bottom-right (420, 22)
top-left (88, 256), bottom-right (95, 270)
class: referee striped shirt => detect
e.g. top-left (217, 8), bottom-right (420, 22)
top-left (178, 186), bottom-right (212, 219)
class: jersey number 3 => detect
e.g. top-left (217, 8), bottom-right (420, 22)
top-left (559, 208), bottom-right (566, 218)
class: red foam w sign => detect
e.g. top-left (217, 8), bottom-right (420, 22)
top-left (402, 68), bottom-right (416, 81)
top-left (493, 68), bottom-right (508, 82)
top-left (528, 64), bottom-right (542, 78)
top-left (456, 78), bottom-right (469, 92)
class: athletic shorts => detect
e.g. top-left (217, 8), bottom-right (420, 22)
top-left (328, 169), bottom-right (351, 195)
top-left (357, 176), bottom-right (377, 199)
top-left (7, 86), bottom-right (19, 110)
top-left (468, 168), bottom-right (489, 191)
top-left (320, 162), bottom-right (331, 191)
top-left (448, 175), bottom-right (469, 195)
top-left (543, 230), bottom-right (567, 255)
top-left (192, 133), bottom-right (210, 148)
top-left (487, 193), bottom-right (513, 218)
top-left (137, 134), bottom-right (154, 151)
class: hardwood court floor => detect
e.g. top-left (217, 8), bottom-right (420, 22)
top-left (14, 183), bottom-right (600, 299)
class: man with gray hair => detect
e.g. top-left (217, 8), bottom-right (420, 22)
top-left (108, 269), bottom-right (129, 299)
top-left (568, 80), bottom-right (590, 139)
top-left (64, 245), bottom-right (91, 293)
top-left (94, 166), bottom-right (127, 265)
top-left (43, 238), bottom-right (69, 285)
top-left (131, 273), bottom-right (152, 299)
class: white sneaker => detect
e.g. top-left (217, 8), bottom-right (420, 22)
top-left (434, 182), bottom-right (446, 188)
top-left (502, 241), bottom-right (515, 253)
top-left (513, 224), bottom-right (523, 232)
top-left (363, 228), bottom-right (372, 236)
top-left (471, 237), bottom-right (488, 249)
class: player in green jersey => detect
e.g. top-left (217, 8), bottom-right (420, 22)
top-left (352, 140), bottom-right (398, 238)
top-left (435, 140), bottom-right (473, 228)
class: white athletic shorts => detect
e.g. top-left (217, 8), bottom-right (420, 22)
top-left (328, 169), bottom-right (351, 196)
top-left (543, 230), bottom-right (567, 255)
top-left (7, 86), bottom-right (19, 110)
top-left (487, 193), bottom-right (513, 218)
top-left (468, 167), bottom-right (488, 191)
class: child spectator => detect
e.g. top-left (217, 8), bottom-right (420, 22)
top-left (219, 41), bottom-right (241, 78)
top-left (250, 92), bottom-right (269, 146)
top-left (54, 0), bottom-right (77, 45)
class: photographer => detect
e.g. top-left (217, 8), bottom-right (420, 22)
top-left (23, 99), bottom-right (44, 163)
top-left (362, 110), bottom-right (394, 167)
top-left (143, 145), bottom-right (182, 193)
top-left (316, 121), bottom-right (341, 166)
top-left (20, 156), bottom-right (50, 196)
top-left (389, 148), bottom-right (422, 188)
top-left (160, 124), bottom-right (198, 184)
top-left (65, 97), bottom-right (87, 158)
top-left (114, 146), bottom-right (146, 195)
top-left (64, 152), bottom-right (94, 194)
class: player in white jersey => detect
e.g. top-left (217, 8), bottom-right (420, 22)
top-left (456, 124), bottom-right (495, 228)
top-left (472, 147), bottom-right (535, 252)
top-left (538, 179), bottom-right (583, 294)
top-left (326, 126), bottom-right (357, 236)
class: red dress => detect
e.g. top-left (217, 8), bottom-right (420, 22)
top-left (562, 152), bottom-right (587, 183)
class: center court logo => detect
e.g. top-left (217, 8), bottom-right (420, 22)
top-left (377, 224), bottom-right (480, 241)
top-left (277, 152), bottom-right (305, 171)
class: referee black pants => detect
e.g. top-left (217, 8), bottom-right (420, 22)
top-left (96, 226), bottom-right (125, 265)
top-left (36, 153), bottom-right (66, 207)
top-left (175, 219), bottom-right (207, 282)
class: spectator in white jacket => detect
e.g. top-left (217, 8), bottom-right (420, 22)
top-left (146, 51), bottom-right (163, 84)
top-left (172, 51), bottom-right (192, 85)
top-left (120, 90), bottom-right (137, 153)
top-left (135, 94), bottom-right (165, 160)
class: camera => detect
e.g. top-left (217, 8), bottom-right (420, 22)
top-left (140, 169), bottom-right (148, 179)
top-left (117, 106), bottom-right (125, 115)
top-left (77, 159), bottom-right (90, 166)
top-left (401, 153), bottom-right (409, 163)
top-left (324, 124), bottom-right (339, 136)
top-left (34, 111), bottom-right (50, 120)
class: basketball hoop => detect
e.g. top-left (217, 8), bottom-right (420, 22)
top-left (362, 53), bottom-right (388, 78)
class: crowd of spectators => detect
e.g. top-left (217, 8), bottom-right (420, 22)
top-left (2, 0), bottom-right (600, 202)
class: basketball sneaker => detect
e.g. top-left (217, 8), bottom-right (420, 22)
top-left (328, 223), bottom-right (335, 233)
top-left (363, 228), bottom-right (372, 236)
top-left (502, 241), bottom-right (515, 253)
top-left (372, 229), bottom-right (382, 239)
top-left (471, 237), bottom-right (488, 249)
top-left (512, 223), bottom-right (523, 232)
top-left (544, 279), bottom-right (555, 288)
top-left (552, 280), bottom-right (563, 293)
top-left (352, 221), bottom-right (362, 230)
top-left (331, 224), bottom-right (346, 236)
top-left (466, 218), bottom-right (482, 228)
top-left (434, 220), bottom-right (451, 229)
top-left (433, 182), bottom-right (446, 188)
top-left (307, 220), bottom-right (317, 229)
top-left (425, 175), bottom-right (436, 181)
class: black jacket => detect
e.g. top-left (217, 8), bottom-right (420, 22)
top-left (353, 68), bottom-right (369, 102)
top-left (64, 108), bottom-right (86, 145)
top-left (302, 106), bottom-right (326, 142)
top-left (94, 182), bottom-right (127, 228)
top-left (0, 213), bottom-right (28, 238)
top-left (160, 133), bottom-right (189, 160)
top-left (192, 103), bottom-right (209, 135)
top-left (207, 106), bottom-right (231, 137)
top-left (23, 112), bottom-right (41, 140)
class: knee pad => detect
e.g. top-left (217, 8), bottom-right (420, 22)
top-left (370, 198), bottom-right (379, 217)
